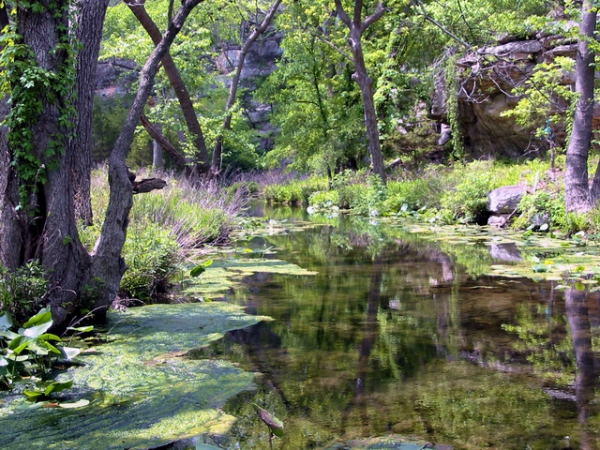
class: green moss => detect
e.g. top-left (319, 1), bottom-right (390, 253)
top-left (0, 303), bottom-right (270, 450)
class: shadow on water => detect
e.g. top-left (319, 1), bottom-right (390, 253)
top-left (192, 210), bottom-right (600, 450)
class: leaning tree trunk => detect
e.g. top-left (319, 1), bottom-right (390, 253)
top-left (125, 0), bottom-right (211, 175)
top-left (211, 0), bottom-right (282, 178)
top-left (566, 0), bottom-right (597, 213)
top-left (89, 0), bottom-right (205, 321)
top-left (334, 0), bottom-right (387, 183)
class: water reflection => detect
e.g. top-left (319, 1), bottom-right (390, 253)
top-left (194, 216), bottom-right (600, 449)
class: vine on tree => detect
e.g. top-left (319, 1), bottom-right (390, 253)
top-left (0, 3), bottom-right (77, 212)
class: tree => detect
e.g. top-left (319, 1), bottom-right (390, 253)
top-left (124, 0), bottom-right (211, 175)
top-left (0, 0), bottom-right (204, 329)
top-left (211, 0), bottom-right (283, 177)
top-left (565, 0), bottom-right (598, 213)
top-left (334, 0), bottom-right (387, 182)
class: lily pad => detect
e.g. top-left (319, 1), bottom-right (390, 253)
top-left (0, 303), bottom-right (270, 450)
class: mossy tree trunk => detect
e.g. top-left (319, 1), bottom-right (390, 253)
top-left (0, 0), bottom-right (204, 329)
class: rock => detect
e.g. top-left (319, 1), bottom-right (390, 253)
top-left (487, 185), bottom-right (525, 214)
top-left (487, 214), bottom-right (509, 228)
top-left (430, 35), bottom-right (600, 158)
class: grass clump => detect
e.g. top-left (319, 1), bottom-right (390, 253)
top-left (263, 176), bottom-right (329, 205)
top-left (79, 168), bottom-right (244, 301)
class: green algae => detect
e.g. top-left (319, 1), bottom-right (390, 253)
top-left (182, 257), bottom-right (317, 298)
top-left (0, 302), bottom-right (270, 450)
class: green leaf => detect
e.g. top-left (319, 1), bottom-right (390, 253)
top-left (190, 265), bottom-right (205, 277)
top-left (0, 312), bottom-right (13, 331)
top-left (67, 325), bottom-right (94, 333)
top-left (252, 403), bottom-right (284, 438)
top-left (44, 379), bottom-right (74, 395)
top-left (23, 308), bottom-right (52, 328)
top-left (21, 321), bottom-right (52, 338)
top-left (23, 389), bottom-right (45, 401)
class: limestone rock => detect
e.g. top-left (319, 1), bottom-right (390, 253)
top-left (488, 185), bottom-right (525, 214)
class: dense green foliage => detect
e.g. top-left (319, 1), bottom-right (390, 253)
top-left (77, 169), bottom-right (244, 302)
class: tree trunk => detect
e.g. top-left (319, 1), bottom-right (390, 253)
top-left (125, 0), bottom-right (210, 175)
top-left (89, 0), bottom-right (205, 321)
top-left (0, 4), bottom-right (94, 327)
top-left (72, 0), bottom-right (111, 226)
top-left (152, 124), bottom-right (164, 170)
top-left (211, 0), bottom-right (282, 177)
top-left (566, 0), bottom-right (597, 212)
top-left (0, 0), bottom-right (204, 330)
top-left (334, 0), bottom-right (387, 183)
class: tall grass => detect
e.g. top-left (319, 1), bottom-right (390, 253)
top-left (79, 167), bottom-right (246, 300)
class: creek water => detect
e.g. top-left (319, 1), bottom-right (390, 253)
top-left (197, 208), bottom-right (600, 450)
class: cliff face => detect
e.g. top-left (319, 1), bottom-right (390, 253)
top-left (430, 34), bottom-right (599, 159)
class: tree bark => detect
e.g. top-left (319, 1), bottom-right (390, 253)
top-left (211, 0), bottom-right (282, 178)
top-left (125, 0), bottom-right (210, 175)
top-left (566, 0), bottom-right (597, 212)
top-left (89, 0), bottom-right (205, 321)
top-left (72, 0), bottom-right (111, 226)
top-left (0, 0), bottom-right (204, 330)
top-left (334, 0), bottom-right (387, 183)
top-left (0, 3), bottom-right (94, 327)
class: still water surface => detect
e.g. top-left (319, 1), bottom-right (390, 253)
top-left (199, 210), bottom-right (600, 449)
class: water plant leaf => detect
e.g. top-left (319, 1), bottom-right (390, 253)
top-left (60, 346), bottom-right (82, 360)
top-left (252, 403), bottom-right (284, 438)
top-left (44, 379), bottom-right (74, 396)
top-left (57, 399), bottom-right (90, 409)
top-left (20, 321), bottom-right (53, 338)
top-left (22, 308), bottom-right (52, 328)
top-left (0, 312), bottom-right (13, 331)
top-left (190, 265), bottom-right (206, 277)
top-left (67, 325), bottom-right (94, 333)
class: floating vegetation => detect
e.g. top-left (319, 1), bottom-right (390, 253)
top-left (181, 257), bottom-right (318, 299)
top-left (0, 303), bottom-right (270, 450)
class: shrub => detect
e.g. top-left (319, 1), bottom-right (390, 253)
top-left (263, 176), bottom-right (328, 205)
top-left (0, 262), bottom-right (48, 324)
top-left (80, 167), bottom-right (244, 302)
top-left (512, 190), bottom-right (566, 231)
top-left (120, 222), bottom-right (180, 301)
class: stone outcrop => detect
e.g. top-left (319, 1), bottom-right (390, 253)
top-left (430, 34), bottom-right (600, 159)
top-left (486, 184), bottom-right (525, 227)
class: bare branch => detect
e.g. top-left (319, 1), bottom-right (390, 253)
top-left (362, 3), bottom-right (386, 32)
top-left (411, 0), bottom-right (470, 49)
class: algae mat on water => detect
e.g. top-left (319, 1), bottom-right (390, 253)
top-left (0, 302), bottom-right (271, 450)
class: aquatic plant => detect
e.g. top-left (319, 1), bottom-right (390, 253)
top-left (0, 308), bottom-right (86, 397)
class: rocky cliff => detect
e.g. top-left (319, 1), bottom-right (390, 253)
top-left (430, 33), bottom-right (600, 159)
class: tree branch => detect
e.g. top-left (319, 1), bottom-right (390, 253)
top-left (139, 115), bottom-right (187, 168)
top-left (362, 3), bottom-right (386, 32)
top-left (411, 0), bottom-right (470, 49)
top-left (334, 0), bottom-right (352, 28)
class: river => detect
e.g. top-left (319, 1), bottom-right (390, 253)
top-left (194, 207), bottom-right (600, 449)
